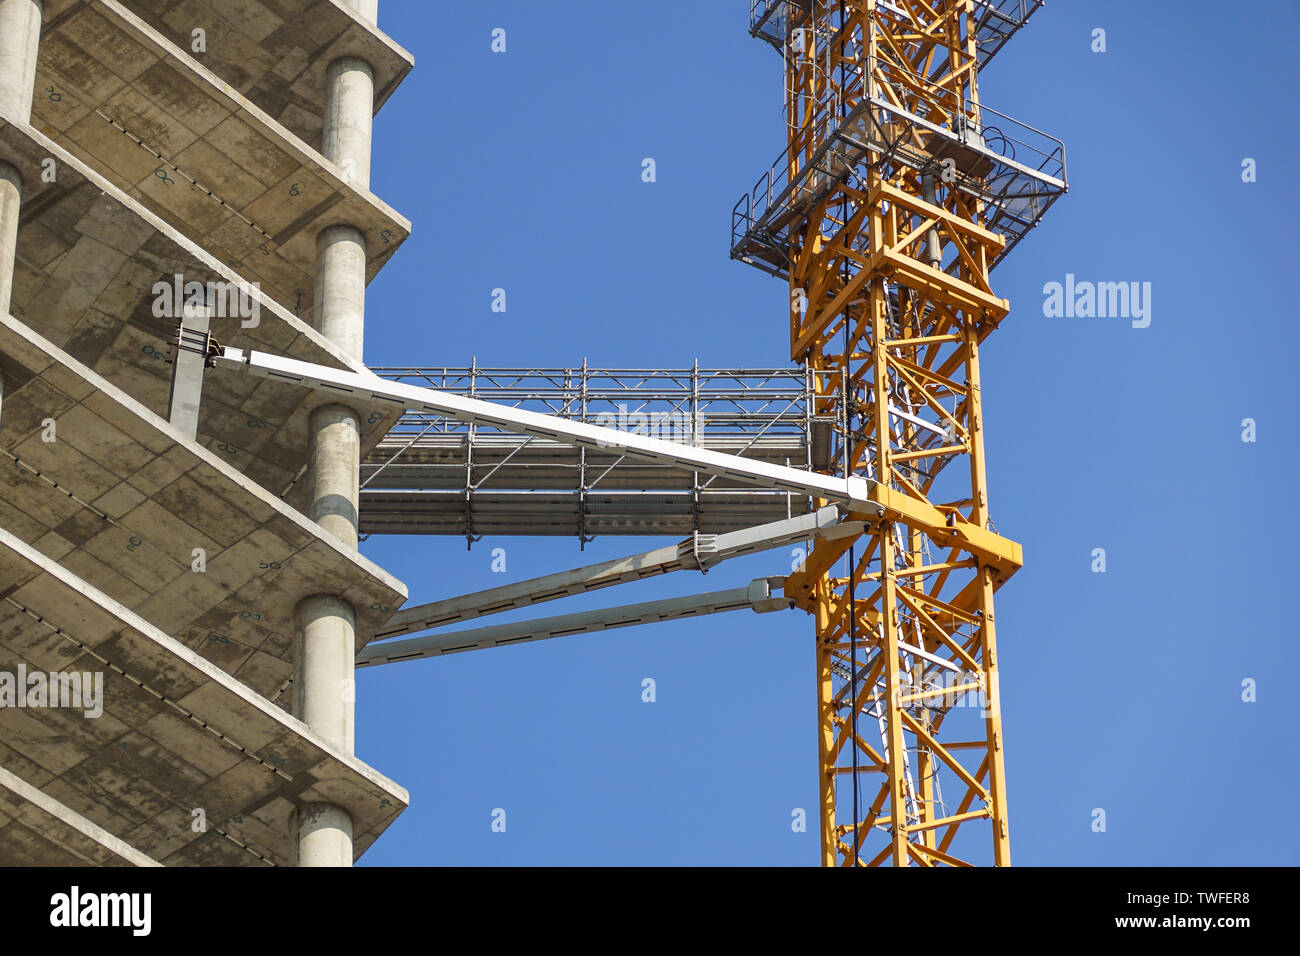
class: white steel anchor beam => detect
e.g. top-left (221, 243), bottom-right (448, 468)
top-left (215, 347), bottom-right (884, 514)
top-left (357, 577), bottom-right (791, 667)
top-left (377, 506), bottom-right (843, 639)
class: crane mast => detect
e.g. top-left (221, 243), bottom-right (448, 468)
top-left (732, 0), bottom-right (1067, 866)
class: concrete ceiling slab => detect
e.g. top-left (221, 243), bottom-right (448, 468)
top-left (109, 0), bottom-right (414, 150)
top-left (0, 526), bottom-right (408, 866)
top-left (0, 311), bottom-right (408, 703)
top-left (0, 762), bottom-right (160, 865)
top-left (27, 0), bottom-right (410, 320)
top-left (0, 118), bottom-right (401, 504)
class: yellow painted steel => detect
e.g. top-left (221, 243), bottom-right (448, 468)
top-left (776, 0), bottom-right (1021, 866)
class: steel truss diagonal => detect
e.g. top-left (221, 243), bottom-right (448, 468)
top-left (733, 0), bottom-right (1066, 866)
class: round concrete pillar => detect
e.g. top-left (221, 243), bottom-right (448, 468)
top-left (294, 594), bottom-right (357, 754)
top-left (295, 803), bottom-right (354, 868)
top-left (0, 161), bottom-right (22, 315)
top-left (294, 0), bottom-right (381, 870)
top-left (309, 403), bottom-right (361, 548)
top-left (0, 0), bottom-right (42, 122)
top-left (313, 225), bottom-right (367, 364)
top-left (323, 57), bottom-right (374, 189)
top-left (340, 0), bottom-right (377, 23)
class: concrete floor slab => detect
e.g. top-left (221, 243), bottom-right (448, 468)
top-left (0, 764), bottom-right (161, 865)
top-left (0, 526), bottom-right (409, 865)
top-left (111, 0), bottom-right (413, 152)
top-left (0, 311), bottom-right (408, 702)
top-left (26, 0), bottom-right (410, 319)
top-left (0, 118), bottom-right (401, 502)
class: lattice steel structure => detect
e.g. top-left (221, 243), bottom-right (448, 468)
top-left (361, 365), bottom-right (817, 540)
top-left (732, 0), bottom-right (1065, 866)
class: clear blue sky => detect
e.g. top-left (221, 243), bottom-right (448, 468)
top-left (354, 0), bottom-right (1300, 865)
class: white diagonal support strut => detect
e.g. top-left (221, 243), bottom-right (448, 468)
top-left (215, 348), bottom-right (883, 513)
top-left (357, 578), bottom-right (791, 667)
top-left (378, 506), bottom-right (841, 639)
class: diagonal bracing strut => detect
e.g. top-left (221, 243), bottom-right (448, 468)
top-left (376, 505), bottom-right (844, 639)
top-left (215, 347), bottom-right (883, 511)
top-left (213, 346), bottom-right (1020, 575)
top-left (357, 577), bottom-right (790, 667)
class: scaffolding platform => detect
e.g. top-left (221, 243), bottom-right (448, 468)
top-left (360, 365), bottom-right (820, 540)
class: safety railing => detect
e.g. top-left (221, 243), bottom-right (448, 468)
top-left (972, 0), bottom-right (1045, 65)
top-left (372, 366), bottom-right (815, 446)
top-left (731, 55), bottom-right (1066, 275)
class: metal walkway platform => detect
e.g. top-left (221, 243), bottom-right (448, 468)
top-left (731, 80), bottom-right (1067, 280)
top-left (748, 0), bottom-right (1045, 67)
top-left (359, 365), bottom-right (819, 541)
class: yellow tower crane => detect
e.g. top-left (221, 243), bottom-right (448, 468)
top-left (732, 0), bottom-right (1067, 866)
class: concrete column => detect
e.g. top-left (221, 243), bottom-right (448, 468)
top-left (295, 804), bottom-right (354, 868)
top-left (309, 404), bottom-right (360, 548)
top-left (313, 226), bottom-right (367, 364)
top-left (294, 595), bottom-right (356, 753)
top-left (323, 57), bottom-right (374, 189)
top-left (291, 593), bottom-right (358, 866)
top-left (0, 0), bottom-right (39, 318)
top-left (293, 2), bottom-right (380, 869)
top-left (0, 162), bottom-right (20, 315)
top-left (340, 0), bottom-right (378, 24)
top-left (0, 0), bottom-right (42, 122)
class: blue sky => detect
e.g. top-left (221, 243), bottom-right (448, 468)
top-left (354, 1), bottom-right (1300, 865)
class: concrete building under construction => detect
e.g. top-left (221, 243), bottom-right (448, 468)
top-left (0, 0), bottom-right (414, 866)
top-left (0, 0), bottom-right (1065, 867)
